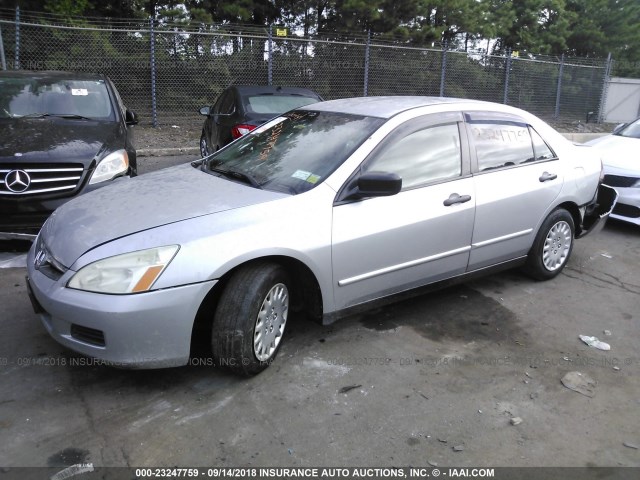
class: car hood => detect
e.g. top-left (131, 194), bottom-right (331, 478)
top-left (0, 118), bottom-right (121, 163)
top-left (41, 163), bottom-right (287, 268)
top-left (586, 135), bottom-right (639, 172)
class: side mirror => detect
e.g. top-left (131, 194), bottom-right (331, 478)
top-left (199, 106), bottom-right (211, 116)
top-left (125, 109), bottom-right (138, 126)
top-left (356, 171), bottom-right (402, 197)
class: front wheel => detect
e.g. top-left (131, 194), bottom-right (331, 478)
top-left (524, 208), bottom-right (575, 280)
top-left (211, 262), bottom-right (290, 376)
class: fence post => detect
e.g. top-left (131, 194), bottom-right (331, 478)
top-left (597, 53), bottom-right (612, 124)
top-left (14, 6), bottom-right (20, 69)
top-left (363, 30), bottom-right (371, 96)
top-left (0, 25), bottom-right (7, 70)
top-left (554, 54), bottom-right (565, 119)
top-left (439, 41), bottom-right (447, 97)
top-left (268, 24), bottom-right (273, 86)
top-left (503, 48), bottom-right (511, 104)
top-left (150, 17), bottom-right (158, 127)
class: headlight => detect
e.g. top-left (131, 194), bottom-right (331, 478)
top-left (68, 246), bottom-right (179, 294)
top-left (89, 149), bottom-right (129, 185)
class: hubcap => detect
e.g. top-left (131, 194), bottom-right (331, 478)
top-left (253, 283), bottom-right (289, 362)
top-left (542, 220), bottom-right (572, 271)
top-left (200, 137), bottom-right (208, 157)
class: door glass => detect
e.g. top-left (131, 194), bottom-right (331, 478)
top-left (221, 92), bottom-right (235, 114)
top-left (470, 122), bottom-right (535, 170)
top-left (365, 123), bottom-right (462, 189)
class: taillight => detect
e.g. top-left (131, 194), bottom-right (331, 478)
top-left (231, 124), bottom-right (257, 139)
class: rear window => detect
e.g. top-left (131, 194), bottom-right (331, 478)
top-left (245, 95), bottom-right (319, 114)
top-left (0, 77), bottom-right (114, 120)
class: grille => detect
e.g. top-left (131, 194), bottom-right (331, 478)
top-left (0, 163), bottom-right (85, 195)
top-left (603, 174), bottom-right (639, 188)
top-left (70, 324), bottom-right (106, 347)
top-left (612, 202), bottom-right (640, 218)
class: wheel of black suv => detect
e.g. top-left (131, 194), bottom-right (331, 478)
top-left (199, 131), bottom-right (209, 157)
top-left (211, 262), bottom-right (290, 376)
top-left (524, 208), bottom-right (575, 281)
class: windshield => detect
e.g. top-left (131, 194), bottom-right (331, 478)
top-left (245, 94), bottom-right (319, 114)
top-left (615, 118), bottom-right (640, 139)
top-left (206, 110), bottom-right (384, 194)
top-left (0, 77), bottom-right (114, 120)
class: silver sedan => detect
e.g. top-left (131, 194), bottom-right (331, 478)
top-left (26, 97), bottom-right (616, 375)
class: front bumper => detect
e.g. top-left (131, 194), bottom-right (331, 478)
top-left (26, 246), bottom-right (217, 369)
top-left (610, 186), bottom-right (640, 225)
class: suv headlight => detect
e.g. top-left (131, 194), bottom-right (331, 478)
top-left (68, 246), bottom-right (179, 294)
top-left (89, 149), bottom-right (129, 184)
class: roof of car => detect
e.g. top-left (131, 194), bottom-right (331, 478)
top-left (231, 85), bottom-right (321, 98)
top-left (299, 96), bottom-right (498, 119)
top-left (0, 70), bottom-right (106, 81)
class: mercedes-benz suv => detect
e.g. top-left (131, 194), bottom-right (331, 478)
top-left (0, 70), bottom-right (138, 241)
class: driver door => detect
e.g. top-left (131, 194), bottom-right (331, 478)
top-left (331, 113), bottom-right (475, 310)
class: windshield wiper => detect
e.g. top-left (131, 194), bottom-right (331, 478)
top-left (52, 113), bottom-right (94, 120)
top-left (210, 167), bottom-right (262, 189)
top-left (16, 113), bottom-right (93, 120)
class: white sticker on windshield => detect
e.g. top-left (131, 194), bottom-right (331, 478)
top-left (71, 89), bottom-right (89, 96)
top-left (291, 170), bottom-right (311, 181)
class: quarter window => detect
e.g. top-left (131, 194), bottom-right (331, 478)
top-left (365, 123), bottom-right (462, 189)
top-left (530, 127), bottom-right (556, 161)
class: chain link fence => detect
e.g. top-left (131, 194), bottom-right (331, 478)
top-left (0, 7), bottom-right (611, 126)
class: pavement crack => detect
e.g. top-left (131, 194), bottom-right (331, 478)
top-left (563, 267), bottom-right (640, 294)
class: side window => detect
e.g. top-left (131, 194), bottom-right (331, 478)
top-left (365, 123), bottom-right (462, 189)
top-left (470, 122), bottom-right (534, 171)
top-left (213, 93), bottom-right (225, 114)
top-left (221, 92), bottom-right (235, 114)
top-left (530, 127), bottom-right (556, 161)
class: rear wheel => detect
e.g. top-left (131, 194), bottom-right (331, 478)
top-left (524, 208), bottom-right (574, 280)
top-left (211, 262), bottom-right (290, 376)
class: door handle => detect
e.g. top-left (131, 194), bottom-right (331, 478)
top-left (443, 193), bottom-right (472, 206)
top-left (539, 172), bottom-right (557, 182)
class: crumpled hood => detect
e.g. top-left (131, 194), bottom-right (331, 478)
top-left (41, 163), bottom-right (286, 267)
top-left (0, 118), bottom-right (121, 163)
top-left (587, 135), bottom-right (639, 172)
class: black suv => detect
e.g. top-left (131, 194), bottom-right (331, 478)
top-left (0, 70), bottom-right (138, 240)
top-left (198, 85), bottom-right (322, 156)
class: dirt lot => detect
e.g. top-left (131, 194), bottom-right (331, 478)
top-left (0, 212), bottom-right (638, 471)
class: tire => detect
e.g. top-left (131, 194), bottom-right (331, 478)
top-left (200, 131), bottom-right (209, 158)
top-left (211, 262), bottom-right (290, 376)
top-left (524, 208), bottom-right (575, 281)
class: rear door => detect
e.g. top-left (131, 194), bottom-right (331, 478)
top-left (465, 112), bottom-right (564, 270)
top-left (331, 112), bottom-right (476, 310)
top-left (210, 89), bottom-right (237, 149)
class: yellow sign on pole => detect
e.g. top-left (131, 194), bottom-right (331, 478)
top-left (276, 28), bottom-right (288, 37)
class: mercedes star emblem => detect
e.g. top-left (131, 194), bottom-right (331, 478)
top-left (5, 169), bottom-right (31, 193)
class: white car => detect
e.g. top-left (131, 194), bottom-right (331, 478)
top-left (587, 118), bottom-right (640, 225)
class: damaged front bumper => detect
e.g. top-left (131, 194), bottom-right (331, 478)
top-left (577, 184), bottom-right (618, 238)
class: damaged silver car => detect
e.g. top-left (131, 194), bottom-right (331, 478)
top-left (26, 97), bottom-right (617, 375)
